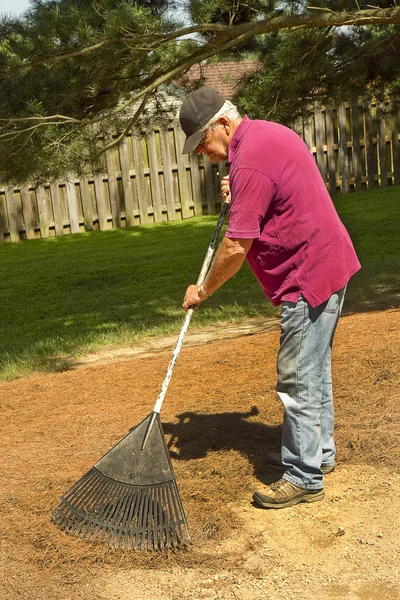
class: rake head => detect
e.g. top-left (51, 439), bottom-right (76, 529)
top-left (51, 413), bottom-right (191, 551)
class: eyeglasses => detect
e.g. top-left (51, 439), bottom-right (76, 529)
top-left (197, 129), bottom-right (209, 149)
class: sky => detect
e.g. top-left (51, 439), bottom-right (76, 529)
top-left (0, 0), bottom-right (32, 15)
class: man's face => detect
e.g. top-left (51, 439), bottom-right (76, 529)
top-left (195, 120), bottom-right (230, 163)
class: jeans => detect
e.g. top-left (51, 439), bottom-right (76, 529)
top-left (276, 287), bottom-right (346, 490)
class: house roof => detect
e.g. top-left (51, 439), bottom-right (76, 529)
top-left (185, 60), bottom-right (259, 100)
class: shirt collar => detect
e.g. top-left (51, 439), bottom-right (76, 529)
top-left (228, 116), bottom-right (251, 163)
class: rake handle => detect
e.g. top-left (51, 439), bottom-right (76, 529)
top-left (141, 195), bottom-right (231, 450)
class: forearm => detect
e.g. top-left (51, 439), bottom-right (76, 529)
top-left (182, 237), bottom-right (252, 311)
top-left (202, 237), bottom-right (251, 295)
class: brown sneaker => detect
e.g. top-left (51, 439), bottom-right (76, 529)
top-left (266, 452), bottom-right (335, 475)
top-left (253, 478), bottom-right (325, 509)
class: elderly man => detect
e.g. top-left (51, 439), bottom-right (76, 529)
top-left (180, 86), bottom-right (360, 509)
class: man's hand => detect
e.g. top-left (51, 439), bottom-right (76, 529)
top-left (182, 284), bottom-right (206, 311)
top-left (221, 175), bottom-right (230, 198)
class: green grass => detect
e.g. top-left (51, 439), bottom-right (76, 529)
top-left (333, 185), bottom-right (400, 311)
top-left (0, 185), bottom-right (399, 380)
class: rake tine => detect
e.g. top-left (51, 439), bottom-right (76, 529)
top-left (133, 489), bottom-right (145, 551)
top-left (141, 489), bottom-right (151, 551)
top-left (64, 470), bottom-right (106, 530)
top-left (84, 479), bottom-right (121, 540)
top-left (118, 489), bottom-right (139, 550)
top-left (148, 488), bottom-right (157, 552)
top-left (161, 484), bottom-right (172, 549)
top-left (111, 489), bottom-right (133, 550)
top-left (156, 485), bottom-right (167, 551)
top-left (54, 470), bottom-right (97, 530)
top-left (126, 490), bottom-right (141, 551)
top-left (166, 482), bottom-right (180, 548)
top-left (74, 475), bottom-right (112, 538)
top-left (108, 487), bottom-right (132, 549)
top-left (69, 472), bottom-right (109, 536)
top-left (168, 480), bottom-right (185, 545)
top-left (95, 483), bottom-right (124, 543)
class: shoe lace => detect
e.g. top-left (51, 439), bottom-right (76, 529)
top-left (269, 479), bottom-right (287, 491)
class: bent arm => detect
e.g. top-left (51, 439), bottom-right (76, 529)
top-left (182, 237), bottom-right (253, 311)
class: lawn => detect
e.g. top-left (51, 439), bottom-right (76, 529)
top-left (0, 185), bottom-right (399, 380)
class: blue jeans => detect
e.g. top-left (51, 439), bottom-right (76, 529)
top-left (276, 287), bottom-right (346, 490)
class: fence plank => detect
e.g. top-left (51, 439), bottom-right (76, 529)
top-left (174, 128), bottom-right (192, 219)
top-left (50, 183), bottom-right (64, 236)
top-left (0, 197), bottom-right (4, 242)
top-left (133, 136), bottom-right (152, 224)
top-left (338, 104), bottom-right (350, 194)
top-left (94, 174), bottom-right (109, 230)
top-left (161, 129), bottom-right (178, 220)
top-left (119, 138), bottom-right (137, 227)
top-left (365, 104), bottom-right (376, 189)
top-left (147, 131), bottom-right (164, 223)
top-left (20, 184), bottom-right (36, 239)
top-left (189, 152), bottom-right (203, 216)
top-left (303, 117), bottom-right (314, 152)
top-left (204, 158), bottom-right (215, 214)
top-left (36, 185), bottom-right (50, 238)
top-left (351, 99), bottom-right (363, 191)
top-left (106, 150), bottom-right (121, 228)
top-left (325, 106), bottom-right (337, 196)
top-left (5, 188), bottom-right (20, 242)
top-left (315, 104), bottom-right (327, 183)
top-left (65, 180), bottom-right (80, 233)
top-left (78, 178), bottom-right (93, 231)
top-left (378, 106), bottom-right (388, 188)
top-left (392, 98), bottom-right (400, 186)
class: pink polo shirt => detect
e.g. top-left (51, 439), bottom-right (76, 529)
top-left (226, 118), bottom-right (361, 307)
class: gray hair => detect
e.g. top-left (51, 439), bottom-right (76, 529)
top-left (202, 100), bottom-right (241, 131)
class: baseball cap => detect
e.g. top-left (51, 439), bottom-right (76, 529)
top-left (179, 86), bottom-right (225, 154)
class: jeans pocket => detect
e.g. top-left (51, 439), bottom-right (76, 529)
top-left (322, 287), bottom-right (346, 314)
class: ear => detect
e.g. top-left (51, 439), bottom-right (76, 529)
top-left (218, 116), bottom-right (231, 135)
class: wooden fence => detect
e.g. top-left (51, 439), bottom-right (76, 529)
top-left (0, 97), bottom-right (399, 243)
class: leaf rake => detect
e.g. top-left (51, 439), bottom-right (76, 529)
top-left (51, 197), bottom-right (230, 551)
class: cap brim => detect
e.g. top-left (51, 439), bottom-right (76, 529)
top-left (182, 129), bottom-right (203, 154)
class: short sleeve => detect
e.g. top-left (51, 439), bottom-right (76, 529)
top-left (225, 167), bottom-right (275, 239)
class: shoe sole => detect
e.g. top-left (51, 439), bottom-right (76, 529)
top-left (253, 489), bottom-right (325, 509)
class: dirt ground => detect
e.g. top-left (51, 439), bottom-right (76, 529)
top-left (1, 308), bottom-right (399, 600)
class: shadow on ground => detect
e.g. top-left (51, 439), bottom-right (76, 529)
top-left (163, 406), bottom-right (282, 485)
